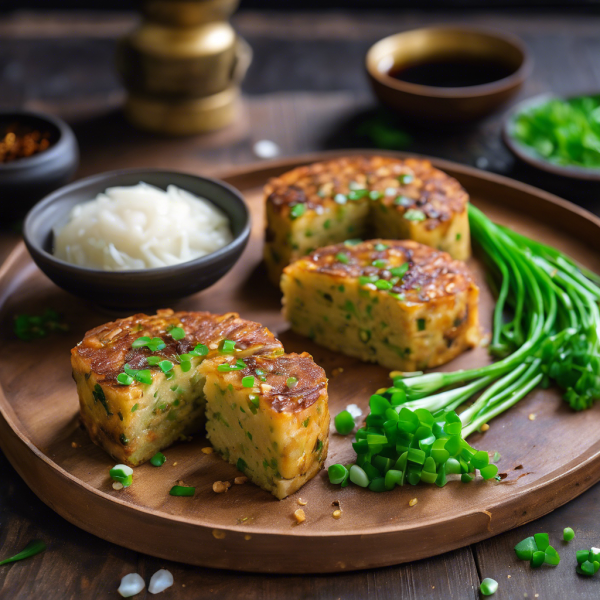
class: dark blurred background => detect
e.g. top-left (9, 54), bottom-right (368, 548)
top-left (1, 0), bottom-right (600, 9)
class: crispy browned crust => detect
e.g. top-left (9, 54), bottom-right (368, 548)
top-left (73, 309), bottom-right (283, 387)
top-left (290, 239), bottom-right (475, 304)
top-left (72, 310), bottom-right (326, 414)
top-left (265, 156), bottom-right (468, 229)
top-left (236, 352), bottom-right (327, 413)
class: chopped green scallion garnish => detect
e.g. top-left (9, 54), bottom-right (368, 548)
top-left (169, 485), bottom-right (195, 497)
top-left (0, 540), bottom-right (47, 566)
top-left (374, 243), bottom-right (389, 251)
top-left (417, 319), bottom-right (426, 331)
top-left (334, 193), bottom-right (347, 204)
top-left (358, 275), bottom-right (379, 286)
top-left (348, 189), bottom-right (368, 201)
top-left (563, 527), bottom-right (575, 541)
top-left (336, 252), bottom-right (350, 264)
top-left (159, 360), bottom-right (174, 374)
top-left (398, 173), bottom-right (414, 185)
top-left (220, 339), bottom-right (236, 353)
top-left (334, 410), bottom-right (355, 435)
top-left (479, 578), bottom-right (498, 596)
top-left (286, 376), bottom-right (298, 388)
top-left (403, 209), bottom-right (426, 222)
top-left (290, 204), bottom-right (306, 219)
top-left (372, 259), bottom-right (387, 269)
top-left (374, 279), bottom-right (393, 290)
top-left (132, 336), bottom-right (166, 352)
top-left (193, 343), bottom-right (209, 356)
top-left (167, 325), bottom-right (185, 340)
top-left (110, 464), bottom-right (133, 487)
top-left (390, 263), bottom-right (409, 278)
top-left (150, 452), bottom-right (166, 467)
top-left (117, 373), bottom-right (134, 385)
top-left (242, 376), bottom-right (255, 388)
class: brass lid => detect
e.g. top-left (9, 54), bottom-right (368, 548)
top-left (143, 0), bottom-right (240, 27)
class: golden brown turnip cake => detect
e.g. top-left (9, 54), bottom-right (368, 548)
top-left (264, 156), bottom-right (470, 284)
top-left (281, 240), bottom-right (480, 371)
top-left (71, 309), bottom-right (329, 499)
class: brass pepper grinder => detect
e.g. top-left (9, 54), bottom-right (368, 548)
top-left (116, 0), bottom-right (251, 135)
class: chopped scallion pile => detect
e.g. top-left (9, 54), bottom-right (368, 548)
top-left (513, 94), bottom-right (600, 169)
top-left (514, 534), bottom-right (560, 567)
top-left (328, 403), bottom-right (497, 492)
top-left (576, 548), bottom-right (600, 576)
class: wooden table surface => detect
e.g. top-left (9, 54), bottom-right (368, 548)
top-left (2, 8), bottom-right (600, 599)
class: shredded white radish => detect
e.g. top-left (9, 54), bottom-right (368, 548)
top-left (118, 573), bottom-right (145, 597)
top-left (148, 569), bottom-right (174, 594)
top-left (54, 182), bottom-right (233, 271)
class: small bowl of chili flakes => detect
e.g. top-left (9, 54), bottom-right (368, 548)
top-left (0, 110), bottom-right (78, 224)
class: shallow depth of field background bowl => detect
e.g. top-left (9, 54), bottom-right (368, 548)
top-left (366, 27), bottom-right (531, 122)
top-left (503, 92), bottom-right (600, 182)
top-left (23, 169), bottom-right (251, 310)
top-left (3, 151), bottom-right (600, 573)
top-left (0, 110), bottom-right (79, 222)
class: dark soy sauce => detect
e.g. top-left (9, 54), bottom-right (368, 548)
top-left (388, 56), bottom-right (515, 88)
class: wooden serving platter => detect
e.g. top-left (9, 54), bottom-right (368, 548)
top-left (2, 151), bottom-right (600, 574)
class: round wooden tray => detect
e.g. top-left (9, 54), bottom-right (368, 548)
top-left (2, 151), bottom-right (600, 574)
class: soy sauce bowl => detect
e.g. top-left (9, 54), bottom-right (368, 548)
top-left (366, 26), bottom-right (531, 123)
top-left (23, 169), bottom-right (251, 310)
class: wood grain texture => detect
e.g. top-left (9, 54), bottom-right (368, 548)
top-left (2, 8), bottom-right (600, 598)
top-left (1, 153), bottom-right (600, 576)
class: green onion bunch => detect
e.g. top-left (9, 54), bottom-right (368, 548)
top-left (392, 204), bottom-right (600, 433)
top-left (328, 402), bottom-right (498, 492)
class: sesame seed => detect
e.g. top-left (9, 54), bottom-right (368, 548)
top-left (481, 423), bottom-right (490, 432)
top-left (244, 534), bottom-right (252, 541)
top-left (332, 510), bottom-right (342, 519)
top-left (201, 447), bottom-right (214, 454)
top-left (112, 482), bottom-right (124, 490)
top-left (212, 529), bottom-right (226, 539)
top-left (294, 509), bottom-right (306, 524)
top-left (409, 498), bottom-right (418, 507)
top-left (528, 413), bottom-right (536, 421)
top-left (297, 498), bottom-right (307, 506)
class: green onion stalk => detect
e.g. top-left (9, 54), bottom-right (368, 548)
top-left (394, 204), bottom-right (600, 434)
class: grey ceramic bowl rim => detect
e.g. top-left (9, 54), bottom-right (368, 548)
top-left (23, 167), bottom-right (252, 277)
top-left (0, 109), bottom-right (77, 172)
top-left (502, 92), bottom-right (600, 182)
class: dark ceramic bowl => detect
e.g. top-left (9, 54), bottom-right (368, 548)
top-left (23, 169), bottom-right (251, 310)
top-left (503, 92), bottom-right (600, 182)
top-left (0, 110), bottom-right (79, 223)
top-left (366, 27), bottom-right (531, 123)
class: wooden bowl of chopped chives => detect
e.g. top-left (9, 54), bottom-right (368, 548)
top-left (503, 92), bottom-right (600, 181)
